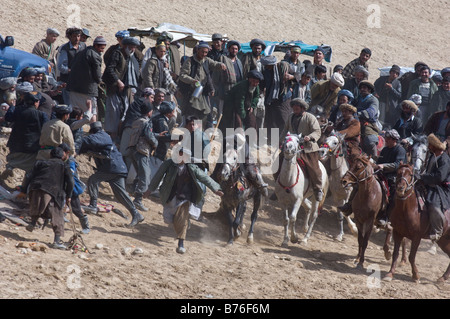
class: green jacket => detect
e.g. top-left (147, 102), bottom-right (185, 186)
top-left (148, 159), bottom-right (221, 205)
top-left (219, 79), bottom-right (260, 132)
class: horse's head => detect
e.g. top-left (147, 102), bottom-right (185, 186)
top-left (410, 134), bottom-right (428, 174)
top-left (282, 133), bottom-right (303, 160)
top-left (221, 148), bottom-right (239, 182)
top-left (319, 135), bottom-right (340, 160)
top-left (396, 164), bottom-right (415, 197)
top-left (341, 154), bottom-right (373, 187)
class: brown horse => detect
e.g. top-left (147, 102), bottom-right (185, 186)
top-left (341, 154), bottom-right (383, 269)
top-left (383, 164), bottom-right (450, 283)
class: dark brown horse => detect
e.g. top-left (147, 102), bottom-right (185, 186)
top-left (383, 164), bottom-right (450, 283)
top-left (341, 154), bottom-right (383, 269)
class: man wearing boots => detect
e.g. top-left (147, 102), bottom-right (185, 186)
top-left (20, 147), bottom-right (74, 249)
top-left (279, 98), bottom-right (324, 202)
top-left (79, 122), bottom-right (144, 227)
top-left (418, 134), bottom-right (450, 242)
top-left (128, 101), bottom-right (158, 211)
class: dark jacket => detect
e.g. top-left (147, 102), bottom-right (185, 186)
top-left (377, 143), bottom-right (407, 181)
top-left (5, 103), bottom-right (49, 153)
top-left (102, 47), bottom-right (140, 95)
top-left (423, 111), bottom-right (450, 139)
top-left (22, 158), bottom-right (74, 209)
top-left (392, 115), bottom-right (423, 139)
top-left (122, 97), bottom-right (148, 129)
top-left (421, 152), bottom-right (450, 211)
top-left (219, 79), bottom-right (260, 132)
top-left (152, 113), bottom-right (174, 161)
top-left (67, 46), bottom-right (103, 97)
top-left (79, 130), bottom-right (128, 175)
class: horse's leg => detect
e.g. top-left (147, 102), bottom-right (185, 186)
top-left (383, 228), bottom-right (392, 261)
top-left (383, 230), bottom-right (403, 281)
top-left (234, 202), bottom-right (246, 239)
top-left (301, 198), bottom-right (312, 233)
top-left (356, 222), bottom-right (373, 270)
top-left (282, 206), bottom-right (290, 247)
top-left (225, 205), bottom-right (235, 245)
top-left (399, 238), bottom-right (408, 267)
top-left (247, 193), bottom-right (261, 244)
top-left (345, 215), bottom-right (358, 237)
top-left (289, 199), bottom-right (303, 244)
top-left (438, 263), bottom-right (450, 283)
top-left (408, 238), bottom-right (422, 283)
top-left (336, 201), bottom-right (345, 242)
top-left (302, 199), bottom-right (320, 245)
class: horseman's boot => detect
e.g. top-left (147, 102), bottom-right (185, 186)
top-left (79, 215), bottom-right (90, 234)
top-left (338, 187), bottom-right (358, 216)
top-left (133, 193), bottom-right (148, 212)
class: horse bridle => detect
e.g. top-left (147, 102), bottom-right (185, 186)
top-left (396, 168), bottom-right (416, 200)
top-left (344, 161), bottom-right (374, 185)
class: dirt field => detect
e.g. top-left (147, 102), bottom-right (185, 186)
top-left (0, 0), bottom-right (449, 302)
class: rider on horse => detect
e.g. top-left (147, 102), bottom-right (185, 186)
top-left (373, 129), bottom-right (407, 227)
top-left (278, 98), bottom-right (324, 201)
top-left (339, 129), bottom-right (407, 226)
top-left (417, 133), bottom-right (450, 242)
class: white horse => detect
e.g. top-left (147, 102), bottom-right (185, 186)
top-left (274, 133), bottom-right (329, 246)
top-left (319, 134), bottom-right (358, 241)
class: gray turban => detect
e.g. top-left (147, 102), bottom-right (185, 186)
top-left (260, 55), bottom-right (277, 66)
top-left (0, 77), bottom-right (17, 90)
top-left (385, 129), bottom-right (400, 141)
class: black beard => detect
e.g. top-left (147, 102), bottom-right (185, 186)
top-left (401, 112), bottom-right (411, 119)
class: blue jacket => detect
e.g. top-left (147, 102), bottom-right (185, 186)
top-left (79, 130), bottom-right (128, 175)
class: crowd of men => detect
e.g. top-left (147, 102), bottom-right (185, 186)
top-left (0, 26), bottom-right (449, 252)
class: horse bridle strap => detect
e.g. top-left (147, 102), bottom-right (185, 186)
top-left (277, 164), bottom-right (300, 192)
top-left (396, 170), bottom-right (416, 200)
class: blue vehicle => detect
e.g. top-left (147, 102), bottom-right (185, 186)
top-left (0, 35), bottom-right (51, 78)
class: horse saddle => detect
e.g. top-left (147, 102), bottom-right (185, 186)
top-left (375, 173), bottom-right (390, 211)
top-left (296, 158), bottom-right (309, 179)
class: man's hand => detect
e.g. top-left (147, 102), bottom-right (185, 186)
top-left (16, 192), bottom-right (27, 200)
top-left (303, 136), bottom-right (311, 142)
top-left (215, 190), bottom-right (224, 197)
top-left (117, 80), bottom-right (125, 92)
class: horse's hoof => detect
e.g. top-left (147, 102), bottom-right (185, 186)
top-left (300, 238), bottom-right (308, 246)
top-left (291, 237), bottom-right (299, 244)
top-left (247, 237), bottom-right (254, 245)
top-left (383, 275), bottom-right (393, 282)
top-left (427, 246), bottom-right (437, 255)
top-left (335, 234), bottom-right (344, 242)
top-left (436, 277), bottom-right (446, 284)
top-left (356, 263), bottom-right (364, 271)
top-left (281, 241), bottom-right (289, 248)
top-left (384, 251), bottom-right (392, 261)
top-left (414, 279), bottom-right (421, 284)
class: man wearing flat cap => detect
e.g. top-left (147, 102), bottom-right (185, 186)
top-left (261, 55), bottom-right (293, 141)
top-left (79, 122), bottom-right (145, 227)
top-left (342, 48), bottom-right (371, 80)
top-left (57, 28), bottom-right (87, 105)
top-left (179, 41), bottom-right (227, 128)
top-left (278, 98), bottom-right (324, 201)
top-left (37, 104), bottom-right (75, 160)
top-left (372, 129), bottom-right (407, 227)
top-left (241, 38), bottom-right (265, 79)
top-left (2, 91), bottom-right (49, 181)
top-left (32, 28), bottom-right (60, 69)
top-left (417, 133), bottom-right (450, 242)
top-left (67, 36), bottom-right (107, 124)
top-left (355, 80), bottom-right (380, 129)
top-left (219, 69), bottom-right (263, 134)
top-left (102, 36), bottom-right (141, 142)
top-left (374, 64), bottom-right (402, 128)
top-left (306, 47), bottom-right (333, 81)
top-left (208, 33), bottom-right (225, 61)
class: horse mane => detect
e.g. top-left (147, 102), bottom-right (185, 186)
top-left (398, 163), bottom-right (414, 172)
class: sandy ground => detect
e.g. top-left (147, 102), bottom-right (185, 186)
top-left (0, 0), bottom-right (449, 302)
